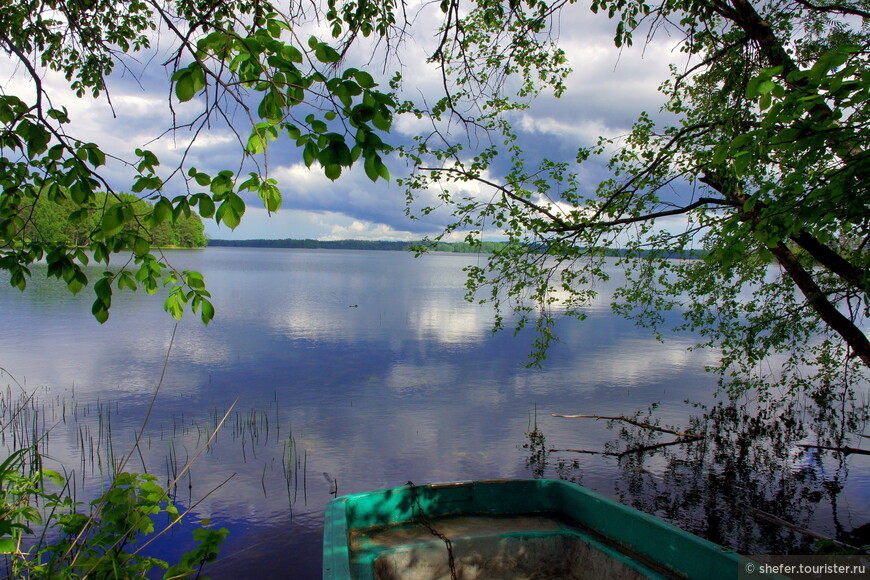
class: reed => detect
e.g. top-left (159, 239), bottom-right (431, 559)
top-left (1, 364), bottom-right (313, 579)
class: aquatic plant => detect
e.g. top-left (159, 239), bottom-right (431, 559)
top-left (0, 385), bottom-right (230, 579)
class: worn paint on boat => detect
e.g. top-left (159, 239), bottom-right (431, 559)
top-left (323, 479), bottom-right (770, 580)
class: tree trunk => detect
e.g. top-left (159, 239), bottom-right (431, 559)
top-left (769, 242), bottom-right (870, 367)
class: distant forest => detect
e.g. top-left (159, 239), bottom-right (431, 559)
top-left (207, 238), bottom-right (507, 252)
top-left (20, 193), bottom-right (207, 248)
top-left (207, 238), bottom-right (705, 259)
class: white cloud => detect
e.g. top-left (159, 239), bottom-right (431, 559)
top-left (271, 162), bottom-right (332, 191)
top-left (320, 220), bottom-right (417, 241)
top-left (0, 3), bottom-right (689, 242)
top-left (394, 111), bottom-right (435, 136)
top-left (517, 114), bottom-right (621, 145)
top-left (205, 206), bottom-right (331, 239)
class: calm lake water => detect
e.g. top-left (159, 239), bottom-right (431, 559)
top-left (1, 247), bottom-right (867, 578)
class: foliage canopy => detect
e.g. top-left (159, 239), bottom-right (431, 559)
top-left (400, 0), bottom-right (870, 397)
top-left (1, 0), bottom-right (395, 323)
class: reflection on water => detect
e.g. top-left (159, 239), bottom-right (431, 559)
top-left (0, 248), bottom-right (868, 578)
top-left (525, 397), bottom-right (870, 554)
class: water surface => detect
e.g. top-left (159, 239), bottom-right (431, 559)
top-left (0, 248), bottom-right (866, 577)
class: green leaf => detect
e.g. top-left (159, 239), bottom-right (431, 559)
top-left (757, 80), bottom-right (776, 95)
top-left (303, 142), bottom-right (317, 167)
top-left (92, 299), bottom-right (109, 323)
top-left (354, 70), bottom-right (376, 89)
top-left (283, 45), bottom-right (303, 63)
top-left (174, 70), bottom-right (195, 102)
top-left (733, 151), bottom-right (751, 175)
top-left (364, 153), bottom-right (379, 182)
top-left (94, 277), bottom-right (112, 302)
top-left (48, 144), bottom-right (65, 160)
top-left (85, 144), bottom-right (106, 167)
top-left (247, 131), bottom-right (266, 154)
top-left (152, 198), bottom-right (173, 226)
top-left (66, 268), bottom-right (88, 295)
top-left (172, 197), bottom-right (191, 220)
top-left (324, 164), bottom-right (342, 180)
top-left (101, 204), bottom-right (128, 238)
top-left (200, 297), bottom-right (215, 324)
top-left (372, 111), bottom-right (391, 132)
top-left (258, 90), bottom-right (284, 124)
top-left (134, 237), bottom-right (150, 257)
top-left (239, 173), bottom-right (260, 192)
top-left (314, 43), bottom-right (341, 63)
top-left (118, 271), bottom-right (138, 291)
top-left (730, 134), bottom-right (750, 149)
top-left (197, 195), bottom-right (216, 218)
top-left (190, 64), bottom-right (207, 92)
top-left (712, 143), bottom-right (728, 165)
top-left (0, 538), bottom-right (16, 555)
top-left (164, 290), bottom-right (185, 320)
top-left (210, 172), bottom-right (234, 196)
top-left (375, 157), bottom-right (390, 181)
top-left (258, 183), bottom-right (282, 212)
top-left (215, 199), bottom-right (243, 229)
top-left (185, 270), bottom-right (206, 290)
top-left (41, 468), bottom-right (66, 487)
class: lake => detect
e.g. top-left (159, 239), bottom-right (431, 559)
top-left (1, 247), bottom-right (867, 577)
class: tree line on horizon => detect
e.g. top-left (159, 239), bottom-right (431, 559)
top-left (206, 238), bottom-right (705, 259)
top-left (207, 237), bottom-right (508, 252)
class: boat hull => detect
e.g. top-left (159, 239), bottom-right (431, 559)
top-left (323, 479), bottom-right (757, 580)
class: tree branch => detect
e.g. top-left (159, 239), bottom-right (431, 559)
top-left (790, 231), bottom-right (867, 292)
top-left (769, 242), bottom-right (870, 366)
top-left (546, 197), bottom-right (738, 232)
top-left (790, 0), bottom-right (870, 19)
top-left (418, 166), bottom-right (572, 229)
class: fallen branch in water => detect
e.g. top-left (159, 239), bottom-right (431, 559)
top-left (738, 503), bottom-right (858, 550)
top-left (552, 437), bottom-right (703, 458)
top-left (798, 444), bottom-right (870, 456)
top-left (551, 414), bottom-right (703, 440)
top-left (550, 448), bottom-right (622, 457)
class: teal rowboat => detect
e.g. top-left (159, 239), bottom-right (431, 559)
top-left (323, 479), bottom-right (768, 580)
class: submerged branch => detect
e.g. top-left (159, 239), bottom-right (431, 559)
top-left (552, 437), bottom-right (702, 458)
top-left (738, 503), bottom-right (859, 549)
top-left (798, 443), bottom-right (870, 456)
top-left (552, 413), bottom-right (704, 439)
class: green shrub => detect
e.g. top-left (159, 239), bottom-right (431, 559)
top-left (1, 450), bottom-right (227, 579)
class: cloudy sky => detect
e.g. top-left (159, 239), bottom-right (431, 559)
top-left (1, 2), bottom-right (683, 242)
